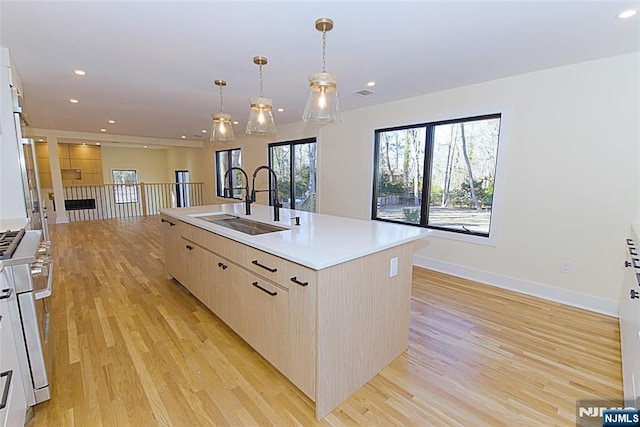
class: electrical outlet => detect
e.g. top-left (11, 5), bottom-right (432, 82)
top-left (390, 257), bottom-right (398, 277)
top-left (560, 260), bottom-right (572, 274)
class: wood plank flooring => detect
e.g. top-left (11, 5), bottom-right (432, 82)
top-left (31, 216), bottom-right (621, 426)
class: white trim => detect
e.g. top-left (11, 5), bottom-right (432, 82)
top-left (55, 217), bottom-right (69, 224)
top-left (413, 254), bottom-right (619, 317)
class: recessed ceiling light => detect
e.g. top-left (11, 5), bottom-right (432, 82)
top-left (73, 70), bottom-right (86, 76)
top-left (232, 121), bottom-right (239, 125)
top-left (37, 139), bottom-right (44, 142)
top-left (202, 129), bottom-right (207, 133)
top-left (96, 143), bottom-right (101, 146)
top-left (100, 128), bottom-right (106, 132)
top-left (181, 135), bottom-right (186, 139)
top-left (367, 81), bottom-right (376, 87)
top-left (277, 108), bottom-right (284, 113)
top-left (618, 9), bottom-right (637, 19)
top-left (144, 145), bottom-right (148, 149)
top-left (82, 142), bottom-right (86, 145)
top-left (69, 99), bottom-right (79, 103)
top-left (108, 120), bottom-right (115, 124)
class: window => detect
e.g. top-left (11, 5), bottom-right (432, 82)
top-left (372, 114), bottom-right (502, 239)
top-left (269, 138), bottom-right (317, 213)
top-left (112, 169), bottom-right (138, 204)
top-left (215, 148), bottom-right (242, 198)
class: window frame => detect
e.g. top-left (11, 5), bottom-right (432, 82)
top-left (215, 148), bottom-right (242, 199)
top-left (111, 169), bottom-right (139, 204)
top-left (372, 112), bottom-right (506, 246)
top-left (268, 137), bottom-right (317, 211)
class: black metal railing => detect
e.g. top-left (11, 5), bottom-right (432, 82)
top-left (61, 182), bottom-right (204, 222)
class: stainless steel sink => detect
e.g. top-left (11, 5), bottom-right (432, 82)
top-left (197, 214), bottom-right (239, 222)
top-left (201, 215), bottom-right (288, 235)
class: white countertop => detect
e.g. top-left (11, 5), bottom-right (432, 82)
top-left (0, 217), bottom-right (28, 232)
top-left (160, 204), bottom-right (430, 270)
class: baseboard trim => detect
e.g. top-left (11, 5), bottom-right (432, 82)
top-left (413, 255), bottom-right (619, 318)
top-left (55, 217), bottom-right (69, 224)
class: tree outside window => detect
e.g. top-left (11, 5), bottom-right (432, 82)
top-left (373, 114), bottom-right (501, 237)
top-left (269, 138), bottom-right (317, 213)
top-left (112, 169), bottom-right (138, 204)
top-left (215, 149), bottom-right (242, 198)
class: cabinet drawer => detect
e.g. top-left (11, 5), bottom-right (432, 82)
top-left (175, 221), bottom-right (191, 240)
top-left (232, 268), bottom-right (289, 374)
top-left (205, 231), bottom-right (246, 264)
top-left (245, 246), bottom-right (317, 289)
top-left (190, 225), bottom-right (208, 247)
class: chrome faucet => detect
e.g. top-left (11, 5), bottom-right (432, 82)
top-left (223, 167), bottom-right (252, 215)
top-left (251, 166), bottom-right (281, 221)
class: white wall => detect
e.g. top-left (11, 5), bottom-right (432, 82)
top-left (101, 146), bottom-right (168, 183)
top-left (225, 53), bottom-right (639, 315)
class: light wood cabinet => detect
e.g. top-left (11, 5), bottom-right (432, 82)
top-left (244, 245), bottom-right (317, 289)
top-left (160, 215), bottom-right (182, 282)
top-left (234, 267), bottom-right (289, 373)
top-left (161, 218), bottom-right (316, 399)
top-left (161, 215), bottom-right (415, 419)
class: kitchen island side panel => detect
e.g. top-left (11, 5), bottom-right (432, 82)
top-left (315, 242), bottom-right (414, 419)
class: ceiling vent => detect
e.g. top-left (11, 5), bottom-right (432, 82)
top-left (353, 89), bottom-right (375, 97)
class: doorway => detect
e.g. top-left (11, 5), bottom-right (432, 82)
top-left (175, 170), bottom-right (190, 208)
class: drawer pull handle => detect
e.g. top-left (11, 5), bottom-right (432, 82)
top-left (186, 245), bottom-right (194, 251)
top-left (626, 260), bottom-right (633, 267)
top-left (0, 288), bottom-right (12, 300)
top-left (631, 248), bottom-right (638, 255)
top-left (218, 262), bottom-right (228, 270)
top-left (252, 281), bottom-right (277, 296)
top-left (252, 260), bottom-right (277, 273)
top-left (627, 239), bottom-right (634, 246)
top-left (0, 370), bottom-right (12, 410)
top-left (290, 277), bottom-right (308, 287)
top-left (161, 218), bottom-right (175, 226)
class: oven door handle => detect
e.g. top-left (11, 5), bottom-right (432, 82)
top-left (35, 259), bottom-right (53, 300)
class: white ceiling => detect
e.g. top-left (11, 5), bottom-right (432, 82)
top-left (1, 1), bottom-right (638, 145)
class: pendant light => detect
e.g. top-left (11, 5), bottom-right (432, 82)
top-left (246, 56), bottom-right (277, 135)
top-left (211, 79), bottom-right (235, 142)
top-left (302, 17), bottom-right (340, 124)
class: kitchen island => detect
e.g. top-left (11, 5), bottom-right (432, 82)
top-left (160, 204), bottom-right (429, 419)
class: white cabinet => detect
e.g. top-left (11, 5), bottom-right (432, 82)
top-left (620, 235), bottom-right (640, 407)
top-left (0, 268), bottom-right (27, 427)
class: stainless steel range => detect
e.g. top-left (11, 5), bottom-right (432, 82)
top-left (0, 229), bottom-right (25, 260)
top-left (1, 228), bottom-right (53, 411)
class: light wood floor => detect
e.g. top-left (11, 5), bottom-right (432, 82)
top-left (31, 216), bottom-right (622, 426)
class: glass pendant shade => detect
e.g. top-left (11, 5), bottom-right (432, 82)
top-left (303, 18), bottom-right (340, 124)
top-left (302, 72), bottom-right (340, 124)
top-left (246, 56), bottom-right (277, 136)
top-left (211, 79), bottom-right (235, 142)
top-left (246, 97), bottom-right (277, 135)
top-left (211, 112), bottom-right (235, 142)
